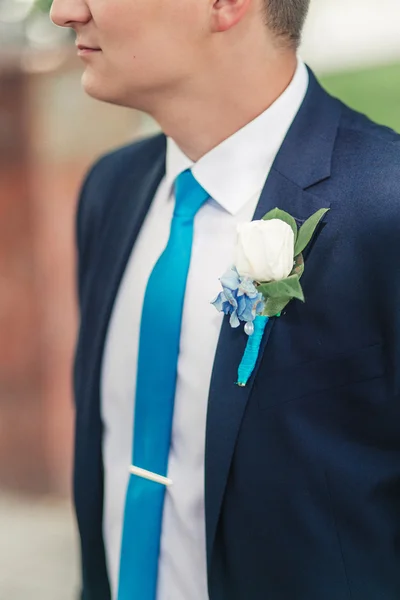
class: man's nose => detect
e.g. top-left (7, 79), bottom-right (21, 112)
top-left (50, 0), bottom-right (91, 28)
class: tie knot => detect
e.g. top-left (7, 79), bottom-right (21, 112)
top-left (174, 169), bottom-right (209, 220)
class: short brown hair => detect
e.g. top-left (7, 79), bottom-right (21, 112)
top-left (264, 0), bottom-right (311, 48)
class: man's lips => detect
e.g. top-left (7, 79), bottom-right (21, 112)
top-left (76, 43), bottom-right (101, 55)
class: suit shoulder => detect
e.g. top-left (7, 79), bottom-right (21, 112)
top-left (336, 103), bottom-right (400, 167)
top-left (339, 102), bottom-right (400, 144)
top-left (77, 133), bottom-right (165, 228)
top-left (332, 104), bottom-right (400, 203)
top-left (325, 104), bottom-right (400, 246)
top-left (83, 133), bottom-right (166, 192)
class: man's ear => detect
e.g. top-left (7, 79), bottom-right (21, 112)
top-left (210, 0), bottom-right (253, 32)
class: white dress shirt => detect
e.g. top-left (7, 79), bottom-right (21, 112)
top-left (101, 59), bottom-right (309, 600)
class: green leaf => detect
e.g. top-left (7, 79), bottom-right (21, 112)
top-left (262, 208), bottom-right (298, 241)
top-left (294, 208), bottom-right (330, 256)
top-left (291, 253), bottom-right (304, 279)
top-left (263, 296), bottom-right (291, 317)
top-left (258, 274), bottom-right (305, 302)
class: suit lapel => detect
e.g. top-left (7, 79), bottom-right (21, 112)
top-left (205, 70), bottom-right (343, 567)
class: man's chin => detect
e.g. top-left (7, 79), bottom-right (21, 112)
top-left (80, 71), bottom-right (154, 111)
top-left (81, 71), bottom-right (123, 106)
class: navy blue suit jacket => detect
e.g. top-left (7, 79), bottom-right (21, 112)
top-left (74, 70), bottom-right (400, 599)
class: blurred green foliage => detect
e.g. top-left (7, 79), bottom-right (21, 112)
top-left (321, 62), bottom-right (400, 133)
top-left (34, 0), bottom-right (52, 12)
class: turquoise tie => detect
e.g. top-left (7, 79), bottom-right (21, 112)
top-left (117, 169), bottom-right (209, 600)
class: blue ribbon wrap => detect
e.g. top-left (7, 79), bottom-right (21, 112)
top-left (237, 315), bottom-right (269, 387)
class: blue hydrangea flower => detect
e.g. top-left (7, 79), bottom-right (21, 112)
top-left (211, 266), bottom-right (265, 328)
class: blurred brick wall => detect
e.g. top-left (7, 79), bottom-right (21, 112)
top-left (0, 70), bottom-right (46, 492)
top-left (0, 54), bottom-right (157, 496)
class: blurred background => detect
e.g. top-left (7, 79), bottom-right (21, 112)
top-left (0, 0), bottom-right (399, 597)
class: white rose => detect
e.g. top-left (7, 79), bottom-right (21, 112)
top-left (235, 219), bottom-right (295, 282)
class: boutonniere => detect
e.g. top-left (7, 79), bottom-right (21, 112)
top-left (211, 207), bottom-right (329, 386)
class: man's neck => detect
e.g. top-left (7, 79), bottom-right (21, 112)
top-left (149, 52), bottom-right (298, 162)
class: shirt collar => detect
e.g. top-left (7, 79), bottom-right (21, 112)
top-left (165, 59), bottom-right (309, 216)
